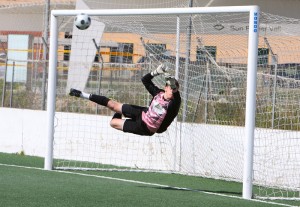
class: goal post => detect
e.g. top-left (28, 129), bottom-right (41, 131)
top-left (243, 8), bottom-right (260, 199)
top-left (45, 6), bottom-right (260, 200)
top-left (44, 13), bottom-right (58, 171)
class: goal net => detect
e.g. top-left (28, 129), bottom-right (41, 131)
top-left (45, 7), bottom-right (300, 201)
top-left (253, 13), bottom-right (300, 201)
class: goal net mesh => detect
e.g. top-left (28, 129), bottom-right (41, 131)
top-left (51, 10), bottom-right (300, 200)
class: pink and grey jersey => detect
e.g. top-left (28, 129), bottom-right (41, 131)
top-left (142, 92), bottom-right (170, 132)
top-left (141, 73), bottom-right (181, 134)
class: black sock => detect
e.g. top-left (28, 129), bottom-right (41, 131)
top-left (89, 94), bottom-right (110, 106)
top-left (112, 113), bottom-right (122, 119)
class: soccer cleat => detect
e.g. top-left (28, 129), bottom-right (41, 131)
top-left (69, 88), bottom-right (82, 97)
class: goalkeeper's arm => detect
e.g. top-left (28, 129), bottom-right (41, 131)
top-left (141, 73), bottom-right (161, 97)
top-left (142, 64), bottom-right (170, 96)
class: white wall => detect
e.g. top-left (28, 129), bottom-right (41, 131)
top-left (0, 108), bottom-right (47, 156)
top-left (0, 107), bottom-right (299, 188)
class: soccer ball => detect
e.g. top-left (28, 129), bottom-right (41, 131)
top-left (74, 13), bottom-right (91, 30)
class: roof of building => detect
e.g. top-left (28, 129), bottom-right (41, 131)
top-left (0, 0), bottom-right (76, 13)
top-left (1, 0), bottom-right (300, 18)
top-left (1, 0), bottom-right (300, 32)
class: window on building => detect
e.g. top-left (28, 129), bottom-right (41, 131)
top-left (64, 32), bottom-right (72, 39)
top-left (196, 46), bottom-right (217, 62)
top-left (110, 43), bottom-right (133, 63)
top-left (146, 43), bottom-right (166, 55)
top-left (63, 32), bottom-right (72, 61)
top-left (63, 45), bottom-right (71, 61)
top-left (257, 48), bottom-right (269, 65)
top-left (94, 52), bottom-right (99, 62)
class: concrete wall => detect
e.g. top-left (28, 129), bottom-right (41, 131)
top-left (0, 107), bottom-right (299, 188)
top-left (0, 108), bottom-right (46, 156)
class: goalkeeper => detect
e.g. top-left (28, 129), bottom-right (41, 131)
top-left (69, 64), bottom-right (181, 136)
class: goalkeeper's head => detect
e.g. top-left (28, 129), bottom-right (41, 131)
top-left (165, 76), bottom-right (179, 96)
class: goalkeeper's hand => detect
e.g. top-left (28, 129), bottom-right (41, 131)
top-left (151, 64), bottom-right (169, 77)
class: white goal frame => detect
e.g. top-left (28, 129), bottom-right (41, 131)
top-left (44, 6), bottom-right (260, 200)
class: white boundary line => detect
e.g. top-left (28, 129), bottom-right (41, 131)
top-left (0, 163), bottom-right (297, 207)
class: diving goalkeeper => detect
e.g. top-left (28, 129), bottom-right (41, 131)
top-left (69, 64), bottom-right (181, 136)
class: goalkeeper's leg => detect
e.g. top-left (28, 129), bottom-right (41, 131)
top-left (69, 88), bottom-right (123, 113)
top-left (70, 88), bottom-right (126, 131)
top-left (110, 112), bottom-right (123, 130)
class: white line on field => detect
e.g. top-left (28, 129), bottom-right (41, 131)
top-left (0, 163), bottom-right (297, 207)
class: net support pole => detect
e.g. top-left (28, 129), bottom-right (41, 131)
top-left (44, 13), bottom-right (58, 170)
top-left (242, 6), bottom-right (260, 199)
top-left (264, 37), bottom-right (278, 129)
top-left (41, 0), bottom-right (50, 110)
top-left (174, 16), bottom-right (180, 171)
top-left (1, 56), bottom-right (8, 107)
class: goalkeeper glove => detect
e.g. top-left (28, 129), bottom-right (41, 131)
top-left (151, 64), bottom-right (168, 76)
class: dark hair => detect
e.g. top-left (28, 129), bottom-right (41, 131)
top-left (165, 77), bottom-right (179, 90)
top-left (173, 79), bottom-right (179, 89)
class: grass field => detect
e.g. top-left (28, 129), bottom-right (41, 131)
top-left (0, 152), bottom-right (299, 207)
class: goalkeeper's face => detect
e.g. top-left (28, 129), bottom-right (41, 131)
top-left (164, 85), bottom-right (177, 100)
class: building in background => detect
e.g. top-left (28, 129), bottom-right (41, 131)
top-left (1, 0), bottom-right (300, 109)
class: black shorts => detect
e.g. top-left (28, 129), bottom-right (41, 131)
top-left (122, 104), bottom-right (154, 136)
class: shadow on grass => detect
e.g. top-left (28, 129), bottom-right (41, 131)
top-left (138, 185), bottom-right (242, 196)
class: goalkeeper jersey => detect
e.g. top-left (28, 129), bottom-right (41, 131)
top-left (141, 73), bottom-right (181, 133)
top-left (142, 92), bottom-right (170, 132)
